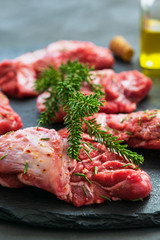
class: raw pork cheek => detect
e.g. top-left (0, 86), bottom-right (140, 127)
top-left (0, 92), bottom-right (23, 135)
top-left (37, 69), bottom-right (152, 122)
top-left (0, 127), bottom-right (152, 207)
top-left (0, 40), bottom-right (114, 98)
top-left (89, 110), bottom-right (160, 149)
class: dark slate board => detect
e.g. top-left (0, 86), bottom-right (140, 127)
top-left (0, 61), bottom-right (159, 230)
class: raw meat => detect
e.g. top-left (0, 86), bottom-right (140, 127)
top-left (37, 69), bottom-right (152, 122)
top-left (88, 109), bottom-right (160, 149)
top-left (0, 92), bottom-right (23, 135)
top-left (0, 40), bottom-right (114, 98)
top-left (0, 127), bottom-right (152, 207)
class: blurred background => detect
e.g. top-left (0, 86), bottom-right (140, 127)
top-left (0, 0), bottom-right (139, 64)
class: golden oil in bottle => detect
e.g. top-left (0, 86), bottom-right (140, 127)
top-left (140, 19), bottom-right (160, 69)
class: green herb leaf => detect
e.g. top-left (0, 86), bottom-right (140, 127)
top-left (5, 131), bottom-right (14, 135)
top-left (24, 161), bottom-right (28, 174)
top-left (36, 120), bottom-right (42, 130)
top-left (82, 186), bottom-right (88, 197)
top-left (0, 154), bottom-right (8, 160)
top-left (133, 167), bottom-right (140, 170)
top-left (121, 163), bottom-right (134, 168)
top-left (100, 195), bottom-right (111, 202)
top-left (94, 166), bottom-right (98, 175)
top-left (138, 116), bottom-right (141, 126)
top-left (40, 138), bottom-right (50, 140)
top-left (126, 132), bottom-right (133, 135)
top-left (148, 115), bottom-right (157, 119)
top-left (144, 109), bottom-right (148, 113)
top-left (132, 198), bottom-right (143, 202)
top-left (120, 119), bottom-right (125, 123)
top-left (74, 173), bottom-right (91, 184)
top-left (84, 118), bottom-right (143, 165)
top-left (83, 149), bottom-right (93, 161)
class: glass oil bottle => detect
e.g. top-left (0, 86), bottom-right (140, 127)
top-left (140, 0), bottom-right (160, 69)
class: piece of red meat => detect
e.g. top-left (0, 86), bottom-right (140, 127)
top-left (91, 69), bottom-right (152, 113)
top-left (37, 69), bottom-right (152, 122)
top-left (0, 40), bottom-right (114, 98)
top-left (0, 92), bottom-right (23, 135)
top-left (88, 110), bottom-right (160, 149)
top-left (0, 127), bottom-right (152, 207)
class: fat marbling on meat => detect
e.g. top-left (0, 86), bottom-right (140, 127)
top-left (87, 110), bottom-right (160, 149)
top-left (0, 127), bottom-right (152, 207)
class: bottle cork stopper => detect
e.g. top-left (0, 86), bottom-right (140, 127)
top-left (109, 36), bottom-right (134, 62)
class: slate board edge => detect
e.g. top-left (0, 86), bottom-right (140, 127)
top-left (0, 206), bottom-right (160, 229)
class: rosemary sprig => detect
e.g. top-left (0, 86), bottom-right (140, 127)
top-left (83, 118), bottom-right (143, 165)
top-left (35, 60), bottom-right (144, 166)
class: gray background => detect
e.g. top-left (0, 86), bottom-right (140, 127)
top-left (0, 0), bottom-right (160, 239)
top-left (0, 0), bottom-right (139, 60)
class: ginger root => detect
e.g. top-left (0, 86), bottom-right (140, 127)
top-left (109, 36), bottom-right (134, 62)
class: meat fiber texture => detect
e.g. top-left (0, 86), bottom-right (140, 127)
top-left (0, 92), bottom-right (23, 135)
top-left (37, 69), bottom-right (152, 122)
top-left (0, 40), bottom-right (114, 98)
top-left (88, 110), bottom-right (160, 149)
top-left (0, 127), bottom-right (152, 207)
